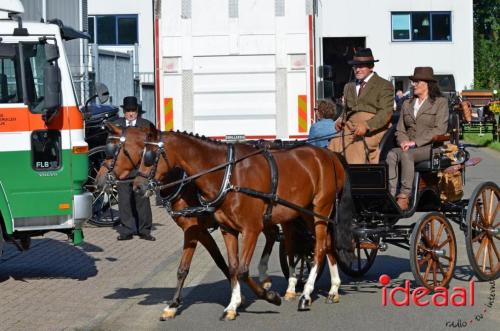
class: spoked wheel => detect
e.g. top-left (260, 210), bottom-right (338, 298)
top-left (337, 235), bottom-right (379, 277)
top-left (465, 182), bottom-right (499, 281)
top-left (410, 212), bottom-right (457, 290)
top-left (279, 219), bottom-right (325, 285)
top-left (85, 146), bottom-right (120, 227)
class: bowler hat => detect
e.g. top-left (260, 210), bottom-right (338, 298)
top-left (409, 67), bottom-right (437, 82)
top-left (348, 48), bottom-right (380, 65)
top-left (121, 96), bottom-right (139, 111)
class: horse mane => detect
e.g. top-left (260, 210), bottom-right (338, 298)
top-left (173, 130), bottom-right (228, 146)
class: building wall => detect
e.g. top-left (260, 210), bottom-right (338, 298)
top-left (88, 0), bottom-right (154, 74)
top-left (318, 0), bottom-right (474, 90)
top-left (21, 0), bottom-right (84, 79)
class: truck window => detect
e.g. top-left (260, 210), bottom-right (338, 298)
top-left (31, 130), bottom-right (62, 170)
top-left (22, 43), bottom-right (47, 113)
top-left (0, 44), bottom-right (21, 104)
top-left (0, 42), bottom-right (51, 108)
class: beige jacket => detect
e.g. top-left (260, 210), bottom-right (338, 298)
top-left (396, 97), bottom-right (449, 147)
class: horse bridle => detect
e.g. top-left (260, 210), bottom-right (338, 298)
top-left (103, 127), bottom-right (142, 181)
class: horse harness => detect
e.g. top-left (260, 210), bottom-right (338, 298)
top-left (143, 137), bottom-right (339, 226)
top-left (104, 127), bottom-right (142, 179)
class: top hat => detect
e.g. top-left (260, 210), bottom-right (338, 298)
top-left (121, 96), bottom-right (139, 111)
top-left (409, 67), bottom-right (437, 82)
top-left (348, 48), bottom-right (380, 65)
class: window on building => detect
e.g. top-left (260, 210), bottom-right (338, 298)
top-left (391, 12), bottom-right (451, 42)
top-left (87, 15), bottom-right (138, 45)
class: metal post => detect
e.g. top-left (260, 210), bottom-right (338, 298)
top-left (82, 39), bottom-right (89, 102)
top-left (92, 43), bottom-right (99, 84)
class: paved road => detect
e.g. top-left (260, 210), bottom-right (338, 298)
top-left (0, 146), bottom-right (499, 331)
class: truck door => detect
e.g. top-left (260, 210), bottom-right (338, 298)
top-left (0, 40), bottom-right (71, 230)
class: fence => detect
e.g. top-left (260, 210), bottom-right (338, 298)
top-left (68, 44), bottom-right (155, 124)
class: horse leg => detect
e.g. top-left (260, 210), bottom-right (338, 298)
top-left (282, 222), bottom-right (298, 301)
top-left (197, 227), bottom-right (230, 280)
top-left (220, 229), bottom-right (241, 321)
top-left (298, 221), bottom-right (328, 311)
top-left (238, 230), bottom-right (282, 306)
top-left (160, 223), bottom-right (198, 320)
top-left (258, 225), bottom-right (278, 290)
top-left (325, 231), bottom-right (341, 304)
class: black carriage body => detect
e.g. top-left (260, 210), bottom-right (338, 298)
top-left (84, 104), bottom-right (119, 149)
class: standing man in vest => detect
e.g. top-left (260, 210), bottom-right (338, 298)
top-left (114, 96), bottom-right (155, 241)
top-left (328, 48), bottom-right (394, 164)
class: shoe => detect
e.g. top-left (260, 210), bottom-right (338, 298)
top-left (139, 234), bottom-right (156, 241)
top-left (117, 234), bottom-right (133, 241)
top-left (396, 194), bottom-right (409, 211)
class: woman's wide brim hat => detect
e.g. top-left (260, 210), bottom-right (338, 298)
top-left (348, 48), bottom-right (380, 65)
top-left (409, 67), bottom-right (437, 82)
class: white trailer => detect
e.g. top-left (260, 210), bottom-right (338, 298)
top-left (154, 0), bottom-right (316, 140)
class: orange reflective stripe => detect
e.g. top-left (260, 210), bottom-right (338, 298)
top-left (164, 98), bottom-right (173, 131)
top-left (0, 106), bottom-right (83, 132)
top-left (298, 95), bottom-right (307, 133)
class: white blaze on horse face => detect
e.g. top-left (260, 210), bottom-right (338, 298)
top-left (258, 253), bottom-right (270, 282)
top-left (224, 281), bottom-right (242, 312)
top-left (327, 258), bottom-right (341, 296)
top-left (302, 265), bottom-right (318, 300)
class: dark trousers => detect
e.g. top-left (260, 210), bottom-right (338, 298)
top-left (117, 182), bottom-right (152, 236)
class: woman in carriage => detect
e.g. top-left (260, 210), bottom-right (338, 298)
top-left (386, 67), bottom-right (449, 211)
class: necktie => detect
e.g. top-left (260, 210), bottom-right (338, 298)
top-left (127, 120), bottom-right (134, 127)
top-left (358, 80), bottom-right (366, 97)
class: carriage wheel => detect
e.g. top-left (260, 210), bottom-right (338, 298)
top-left (410, 212), bottom-right (457, 290)
top-left (85, 146), bottom-right (120, 227)
top-left (465, 182), bottom-right (499, 281)
top-left (336, 235), bottom-right (379, 277)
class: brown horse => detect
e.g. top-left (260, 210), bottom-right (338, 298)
top-left (95, 124), bottom-right (279, 318)
top-left (133, 131), bottom-right (354, 320)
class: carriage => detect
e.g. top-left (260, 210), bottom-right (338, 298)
top-left (277, 107), bottom-right (499, 291)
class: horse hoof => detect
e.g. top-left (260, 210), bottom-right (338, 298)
top-left (326, 294), bottom-right (340, 304)
top-left (262, 278), bottom-right (272, 290)
top-left (284, 291), bottom-right (296, 301)
top-left (222, 310), bottom-right (237, 321)
top-left (298, 296), bottom-right (311, 311)
top-left (160, 308), bottom-right (177, 320)
top-left (266, 291), bottom-right (282, 306)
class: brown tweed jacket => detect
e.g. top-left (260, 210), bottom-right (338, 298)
top-left (342, 72), bottom-right (394, 132)
top-left (396, 96), bottom-right (449, 147)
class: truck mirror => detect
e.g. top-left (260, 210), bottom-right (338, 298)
top-left (96, 83), bottom-right (110, 104)
top-left (45, 44), bottom-right (60, 62)
top-left (42, 62), bottom-right (62, 123)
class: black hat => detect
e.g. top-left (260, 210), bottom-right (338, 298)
top-left (348, 48), bottom-right (380, 65)
top-left (121, 96), bottom-right (139, 111)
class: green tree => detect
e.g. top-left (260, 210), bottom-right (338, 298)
top-left (473, 0), bottom-right (499, 89)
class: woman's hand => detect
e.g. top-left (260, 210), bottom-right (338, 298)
top-left (400, 141), bottom-right (416, 151)
top-left (335, 118), bottom-right (344, 131)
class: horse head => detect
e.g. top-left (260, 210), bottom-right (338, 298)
top-left (95, 123), bottom-right (158, 190)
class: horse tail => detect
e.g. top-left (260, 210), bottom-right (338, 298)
top-left (333, 153), bottom-right (355, 264)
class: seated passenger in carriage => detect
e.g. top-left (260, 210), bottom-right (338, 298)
top-left (308, 99), bottom-right (337, 148)
top-left (386, 67), bottom-right (449, 211)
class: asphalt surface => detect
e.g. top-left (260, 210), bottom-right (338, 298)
top-left (1, 145), bottom-right (499, 331)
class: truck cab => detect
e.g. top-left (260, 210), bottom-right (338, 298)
top-left (0, 0), bottom-right (91, 255)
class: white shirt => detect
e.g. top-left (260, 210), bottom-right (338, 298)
top-left (356, 72), bottom-right (374, 95)
top-left (413, 98), bottom-right (427, 118)
top-left (126, 119), bottom-right (137, 127)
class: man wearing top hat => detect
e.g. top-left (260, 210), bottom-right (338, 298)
top-left (328, 48), bottom-right (394, 164)
top-left (114, 96), bottom-right (156, 241)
